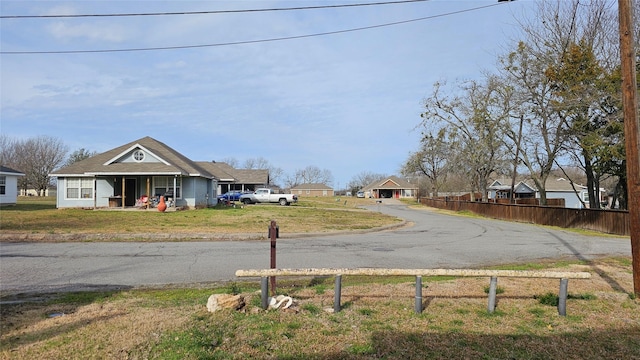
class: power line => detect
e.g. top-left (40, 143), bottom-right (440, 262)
top-left (0, 3), bottom-right (504, 55)
top-left (0, 0), bottom-right (429, 19)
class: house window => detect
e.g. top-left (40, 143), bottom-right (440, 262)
top-left (66, 178), bottom-right (93, 199)
top-left (153, 176), bottom-right (181, 198)
top-left (133, 150), bottom-right (145, 162)
top-left (0, 176), bottom-right (5, 195)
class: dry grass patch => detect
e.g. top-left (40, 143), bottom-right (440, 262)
top-left (0, 197), bottom-right (401, 241)
top-left (2, 258), bottom-right (639, 359)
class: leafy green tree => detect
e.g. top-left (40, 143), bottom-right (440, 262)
top-left (544, 40), bottom-right (616, 208)
top-left (499, 0), bottom-right (620, 206)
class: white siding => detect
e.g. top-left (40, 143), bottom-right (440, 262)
top-left (0, 174), bottom-right (20, 206)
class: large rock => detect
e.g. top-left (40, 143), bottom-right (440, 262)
top-left (206, 294), bottom-right (245, 312)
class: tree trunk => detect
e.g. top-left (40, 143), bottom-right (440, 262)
top-left (583, 154), bottom-right (599, 209)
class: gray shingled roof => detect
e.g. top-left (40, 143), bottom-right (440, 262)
top-left (362, 176), bottom-right (417, 191)
top-left (50, 136), bottom-right (214, 178)
top-left (197, 162), bottom-right (269, 185)
top-left (197, 162), bottom-right (236, 181)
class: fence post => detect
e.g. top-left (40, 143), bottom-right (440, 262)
top-left (415, 275), bottom-right (423, 313)
top-left (558, 278), bottom-right (568, 316)
top-left (488, 276), bottom-right (498, 313)
top-left (261, 277), bottom-right (269, 310)
top-left (334, 274), bottom-right (342, 313)
top-left (269, 220), bottom-right (277, 296)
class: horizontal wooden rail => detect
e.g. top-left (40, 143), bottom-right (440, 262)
top-left (236, 268), bottom-right (592, 316)
top-left (235, 268), bottom-right (591, 279)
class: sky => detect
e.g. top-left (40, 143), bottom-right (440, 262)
top-left (0, 0), bottom-right (536, 189)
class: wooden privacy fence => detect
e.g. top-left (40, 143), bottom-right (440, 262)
top-left (420, 198), bottom-right (630, 236)
top-left (235, 268), bottom-right (592, 316)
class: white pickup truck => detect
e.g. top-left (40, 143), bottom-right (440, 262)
top-left (239, 188), bottom-right (298, 206)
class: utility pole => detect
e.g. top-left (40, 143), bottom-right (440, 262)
top-left (618, 0), bottom-right (640, 297)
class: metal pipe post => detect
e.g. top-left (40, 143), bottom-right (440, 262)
top-left (558, 278), bottom-right (568, 316)
top-left (334, 274), bottom-right (342, 313)
top-left (415, 275), bottom-right (423, 314)
top-left (261, 277), bottom-right (269, 310)
top-left (269, 220), bottom-right (277, 296)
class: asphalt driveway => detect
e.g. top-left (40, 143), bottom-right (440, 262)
top-left (0, 200), bottom-right (631, 295)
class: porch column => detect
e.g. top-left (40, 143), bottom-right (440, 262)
top-left (146, 177), bottom-right (150, 209)
top-left (93, 177), bottom-right (97, 209)
top-left (121, 176), bottom-right (125, 209)
top-left (173, 176), bottom-right (177, 208)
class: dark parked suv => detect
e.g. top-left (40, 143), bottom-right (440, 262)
top-left (217, 190), bottom-right (243, 202)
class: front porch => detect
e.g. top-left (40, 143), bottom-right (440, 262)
top-left (102, 175), bottom-right (181, 209)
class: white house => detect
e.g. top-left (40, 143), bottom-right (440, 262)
top-left (0, 166), bottom-right (25, 206)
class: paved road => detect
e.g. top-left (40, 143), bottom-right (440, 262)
top-left (0, 201), bottom-right (631, 294)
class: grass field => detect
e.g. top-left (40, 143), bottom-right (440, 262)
top-left (1, 196), bottom-right (638, 358)
top-left (1, 258), bottom-right (638, 359)
top-left (0, 196), bottom-right (402, 241)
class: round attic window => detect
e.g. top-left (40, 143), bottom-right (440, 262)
top-left (133, 150), bottom-right (145, 162)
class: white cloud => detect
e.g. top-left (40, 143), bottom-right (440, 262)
top-left (1, 0), bottom-right (536, 187)
top-left (47, 21), bottom-right (128, 43)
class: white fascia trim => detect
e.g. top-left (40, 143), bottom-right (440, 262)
top-left (49, 174), bottom-right (95, 177)
top-left (103, 143), bottom-right (171, 166)
top-left (87, 172), bottom-right (181, 176)
top-left (380, 179), bottom-right (400, 187)
top-left (188, 173), bottom-right (217, 179)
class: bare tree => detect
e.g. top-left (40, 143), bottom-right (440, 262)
top-left (242, 157), bottom-right (284, 187)
top-left (347, 171), bottom-right (387, 195)
top-left (285, 165), bottom-right (333, 188)
top-left (500, 40), bottom-right (570, 205)
top-left (242, 157), bottom-right (270, 170)
top-left (420, 78), bottom-right (509, 201)
top-left (402, 129), bottom-right (451, 198)
top-left (219, 157), bottom-right (239, 168)
top-left (63, 148), bottom-right (97, 168)
top-left (502, 0), bottom-right (622, 206)
top-left (0, 134), bottom-right (19, 167)
top-left (21, 136), bottom-right (68, 196)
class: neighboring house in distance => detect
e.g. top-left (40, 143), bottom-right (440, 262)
top-left (543, 177), bottom-right (606, 209)
top-left (49, 136), bottom-right (218, 209)
top-left (0, 166), bottom-right (25, 206)
top-left (487, 180), bottom-right (536, 200)
top-left (291, 183), bottom-right (334, 197)
top-left (198, 161), bottom-right (269, 195)
top-left (488, 178), bottom-right (605, 209)
top-left (361, 176), bottom-right (418, 199)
